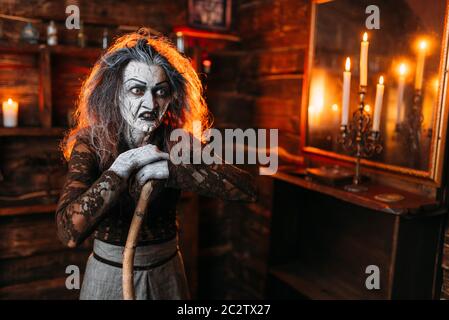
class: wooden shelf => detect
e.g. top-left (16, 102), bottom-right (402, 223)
top-left (269, 261), bottom-right (367, 300)
top-left (0, 42), bottom-right (102, 58)
top-left (273, 171), bottom-right (440, 216)
top-left (0, 127), bottom-right (66, 137)
top-left (0, 203), bottom-right (57, 217)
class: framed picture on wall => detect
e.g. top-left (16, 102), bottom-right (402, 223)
top-left (188, 0), bottom-right (232, 31)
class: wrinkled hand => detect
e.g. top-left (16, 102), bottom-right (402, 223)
top-left (109, 144), bottom-right (169, 181)
top-left (128, 160), bottom-right (169, 202)
top-left (135, 160), bottom-right (169, 186)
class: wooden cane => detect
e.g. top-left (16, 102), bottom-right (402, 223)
top-left (122, 180), bottom-right (153, 300)
top-left (122, 133), bottom-right (155, 300)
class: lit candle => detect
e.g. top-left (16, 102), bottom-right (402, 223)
top-left (2, 98), bottom-right (19, 127)
top-left (372, 76), bottom-right (384, 132)
top-left (415, 40), bottom-right (427, 90)
top-left (176, 31), bottom-right (184, 53)
top-left (396, 63), bottom-right (407, 125)
top-left (430, 77), bottom-right (439, 127)
top-left (360, 32), bottom-right (369, 87)
top-left (342, 57), bottom-right (351, 126)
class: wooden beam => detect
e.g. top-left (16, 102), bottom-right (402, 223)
top-left (38, 47), bottom-right (52, 128)
top-left (0, 204), bottom-right (57, 217)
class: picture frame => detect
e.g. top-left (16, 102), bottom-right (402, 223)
top-left (188, 0), bottom-right (232, 31)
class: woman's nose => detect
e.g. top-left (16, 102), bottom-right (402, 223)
top-left (140, 92), bottom-right (155, 111)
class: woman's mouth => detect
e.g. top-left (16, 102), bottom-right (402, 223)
top-left (139, 111), bottom-right (157, 122)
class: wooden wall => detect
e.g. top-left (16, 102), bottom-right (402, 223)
top-left (442, 217), bottom-right (449, 299)
top-left (200, 0), bottom-right (311, 299)
top-left (0, 0), bottom-right (187, 300)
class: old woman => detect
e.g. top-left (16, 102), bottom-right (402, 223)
top-left (56, 29), bottom-right (256, 300)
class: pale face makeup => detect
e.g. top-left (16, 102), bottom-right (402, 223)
top-left (120, 61), bottom-right (172, 147)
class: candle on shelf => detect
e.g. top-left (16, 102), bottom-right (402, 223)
top-left (360, 32), bottom-right (369, 87)
top-left (415, 40), bottom-right (427, 90)
top-left (342, 57), bottom-right (351, 126)
top-left (396, 63), bottom-right (407, 125)
top-left (2, 98), bottom-right (19, 127)
top-left (372, 76), bottom-right (384, 132)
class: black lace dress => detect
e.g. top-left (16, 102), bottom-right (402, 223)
top-left (55, 130), bottom-right (257, 299)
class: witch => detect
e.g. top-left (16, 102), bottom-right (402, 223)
top-left (56, 29), bottom-right (256, 300)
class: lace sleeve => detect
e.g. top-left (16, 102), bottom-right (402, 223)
top-left (166, 161), bottom-right (257, 201)
top-left (164, 134), bottom-right (257, 202)
top-left (55, 139), bottom-right (124, 247)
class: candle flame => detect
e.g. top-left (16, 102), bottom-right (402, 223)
top-left (379, 76), bottom-right (384, 85)
top-left (331, 104), bottom-right (339, 112)
top-left (434, 78), bottom-right (439, 90)
top-left (176, 31), bottom-right (183, 37)
top-left (399, 63), bottom-right (407, 76)
top-left (365, 104), bottom-right (371, 112)
top-left (363, 32), bottom-right (368, 42)
top-left (345, 57), bottom-right (351, 71)
top-left (7, 98), bottom-right (12, 104)
top-left (419, 40), bottom-right (428, 51)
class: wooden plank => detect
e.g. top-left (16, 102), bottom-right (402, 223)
top-left (238, 0), bottom-right (310, 50)
top-left (0, 249), bottom-right (90, 287)
top-left (269, 260), bottom-right (378, 300)
top-left (51, 55), bottom-right (94, 127)
top-left (0, 204), bottom-right (56, 217)
top-left (49, 45), bottom-right (101, 59)
top-left (0, 213), bottom-right (67, 259)
top-left (0, 127), bottom-right (65, 137)
top-left (177, 192), bottom-right (199, 298)
top-left (0, 0), bottom-right (185, 33)
top-left (443, 244), bottom-right (449, 269)
top-left (391, 215), bottom-right (444, 299)
top-left (0, 137), bottom-right (66, 201)
top-left (442, 270), bottom-right (449, 298)
top-left (0, 276), bottom-right (80, 300)
top-left (38, 48), bottom-right (52, 128)
top-left (273, 172), bottom-right (441, 216)
top-left (0, 43), bottom-right (41, 54)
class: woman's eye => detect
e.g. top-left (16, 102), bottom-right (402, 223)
top-left (155, 88), bottom-right (168, 97)
top-left (130, 87), bottom-right (144, 96)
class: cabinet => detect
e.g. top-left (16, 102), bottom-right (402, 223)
top-left (266, 172), bottom-right (446, 299)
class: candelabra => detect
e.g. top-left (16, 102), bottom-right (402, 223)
top-left (395, 89), bottom-right (424, 168)
top-left (339, 86), bottom-right (383, 192)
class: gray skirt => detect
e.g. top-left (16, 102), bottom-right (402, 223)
top-left (79, 237), bottom-right (190, 300)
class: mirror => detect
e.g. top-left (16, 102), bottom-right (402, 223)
top-left (303, 0), bottom-right (449, 185)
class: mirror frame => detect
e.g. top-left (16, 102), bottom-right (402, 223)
top-left (300, 0), bottom-right (449, 187)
